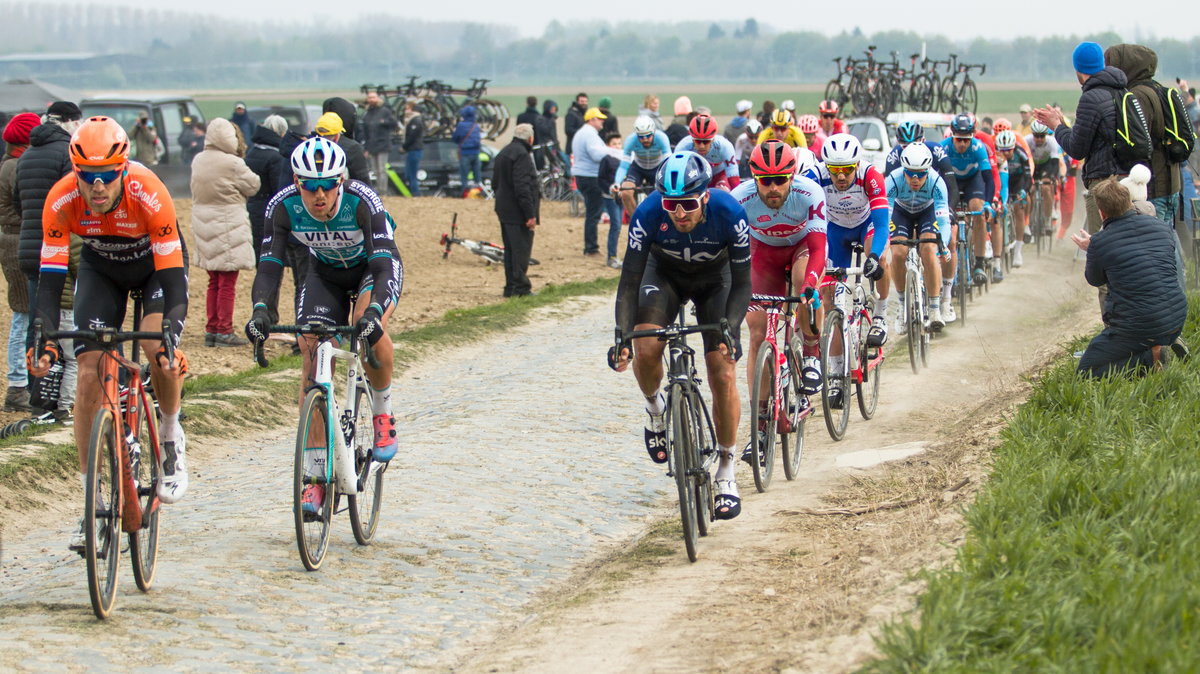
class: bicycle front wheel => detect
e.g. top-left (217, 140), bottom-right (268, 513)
top-left (956, 239), bottom-right (970, 325)
top-left (856, 312), bottom-right (882, 420)
top-left (961, 81), bottom-right (978, 115)
top-left (128, 390), bottom-right (160, 592)
top-left (905, 269), bottom-right (922, 375)
top-left (749, 342), bottom-right (778, 493)
top-left (781, 342), bottom-right (807, 480)
top-left (820, 310), bottom-right (850, 441)
top-left (85, 408), bottom-right (122, 619)
top-left (295, 388), bottom-right (334, 571)
top-left (349, 385), bottom-right (384, 545)
top-left (667, 384), bottom-right (700, 562)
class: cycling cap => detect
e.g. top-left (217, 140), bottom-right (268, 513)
top-left (780, 99), bottom-right (796, 112)
top-left (950, 113), bottom-right (975, 137)
top-left (797, 114), bottom-right (820, 135)
top-left (633, 116), bottom-right (656, 136)
top-left (770, 109), bottom-right (791, 128)
top-left (656, 151), bottom-right (711, 197)
top-left (821, 133), bottom-right (862, 165)
top-left (749, 140), bottom-right (796, 176)
top-left (688, 114), bottom-right (718, 140)
top-left (896, 120), bottom-right (924, 144)
top-left (69, 116), bottom-right (130, 167)
top-left (1030, 120), bottom-right (1050, 135)
top-left (993, 117), bottom-right (1012, 132)
top-left (995, 130), bottom-right (1016, 150)
top-left (818, 99), bottom-right (839, 114)
top-left (291, 136), bottom-right (348, 179)
top-left (794, 147), bottom-right (818, 176)
top-left (900, 143), bottom-right (934, 171)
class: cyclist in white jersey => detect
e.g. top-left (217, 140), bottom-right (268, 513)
top-left (1026, 120), bottom-right (1064, 231)
top-left (674, 114), bottom-right (739, 190)
top-left (615, 115), bottom-right (673, 214)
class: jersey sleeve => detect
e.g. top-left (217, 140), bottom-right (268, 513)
top-left (615, 199), bottom-right (659, 333)
top-left (933, 176), bottom-right (951, 232)
top-left (884, 146), bottom-right (901, 175)
top-left (356, 187), bottom-right (403, 314)
top-left (864, 167), bottom-right (890, 257)
top-left (35, 175), bottom-right (77, 330)
top-left (250, 189), bottom-right (295, 308)
top-left (724, 203), bottom-right (752, 339)
top-left (614, 134), bottom-right (639, 185)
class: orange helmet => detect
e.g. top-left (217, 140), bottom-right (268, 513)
top-left (993, 117), bottom-right (1013, 132)
top-left (69, 116), bottom-right (130, 167)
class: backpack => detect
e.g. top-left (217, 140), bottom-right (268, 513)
top-left (1110, 88), bottom-right (1153, 171)
top-left (1152, 83), bottom-right (1196, 163)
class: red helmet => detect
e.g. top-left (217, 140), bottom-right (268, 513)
top-left (688, 114), bottom-right (718, 140)
top-left (69, 116), bottom-right (130, 167)
top-left (818, 99), bottom-right (840, 115)
top-left (797, 114), bottom-right (820, 135)
top-left (748, 140), bottom-right (796, 176)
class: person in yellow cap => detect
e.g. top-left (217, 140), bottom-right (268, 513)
top-left (309, 111), bottom-right (370, 184)
top-left (572, 107), bottom-right (623, 257)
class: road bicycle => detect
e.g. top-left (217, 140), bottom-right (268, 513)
top-left (439, 213), bottom-right (540, 267)
top-left (616, 316), bottom-right (732, 563)
top-left (33, 313), bottom-right (172, 619)
top-left (1030, 178), bottom-right (1057, 257)
top-left (532, 141), bottom-right (572, 202)
top-left (819, 245), bottom-right (884, 441)
top-left (952, 206), bottom-right (992, 324)
top-left (824, 55), bottom-right (858, 110)
top-left (747, 291), bottom-right (820, 492)
top-left (254, 322), bottom-right (386, 571)
top-left (939, 54), bottom-right (984, 115)
top-left (890, 52), bottom-right (939, 112)
top-left (891, 237), bottom-right (940, 374)
top-left (848, 46), bottom-right (889, 117)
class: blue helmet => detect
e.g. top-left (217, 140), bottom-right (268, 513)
top-left (655, 151), bottom-right (711, 197)
top-left (896, 120), bottom-right (924, 144)
top-left (950, 113), bottom-right (975, 137)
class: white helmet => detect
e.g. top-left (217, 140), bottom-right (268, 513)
top-left (747, 119), bottom-right (762, 135)
top-left (821, 133), bottom-right (862, 165)
top-left (793, 147), bottom-right (818, 176)
top-left (780, 99), bottom-right (796, 112)
top-left (900, 143), bottom-right (933, 171)
top-left (995, 129), bottom-right (1016, 150)
top-left (291, 136), bottom-right (347, 179)
top-left (633, 116), bottom-right (656, 136)
top-left (1030, 120), bottom-right (1050, 135)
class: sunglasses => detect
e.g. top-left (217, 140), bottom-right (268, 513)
top-left (298, 177), bottom-right (342, 192)
top-left (637, 133), bottom-right (654, 139)
top-left (826, 164), bottom-right (857, 176)
top-left (1033, 133), bottom-right (1047, 139)
top-left (821, 114), bottom-right (836, 119)
top-left (691, 138), bottom-right (712, 145)
top-left (76, 168), bottom-right (123, 184)
top-left (662, 196), bottom-right (703, 212)
top-left (755, 175), bottom-right (791, 187)
top-left (903, 168), bottom-right (928, 179)
top-left (952, 137), bottom-right (972, 143)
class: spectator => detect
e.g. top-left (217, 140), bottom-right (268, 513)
top-left (638, 94), bottom-right (664, 130)
top-left (564, 92), bottom-right (589, 158)
top-left (451, 105), bottom-right (483, 193)
top-left (402, 101), bottom-right (425, 196)
top-left (229, 102), bottom-right (255, 142)
top-left (724, 99), bottom-right (753, 145)
top-left (1121, 164), bottom-right (1186, 291)
top-left (735, 119), bottom-right (762, 179)
top-left (276, 123), bottom-right (312, 331)
top-left (1016, 103), bottom-right (1035, 137)
top-left (128, 112), bottom-right (159, 166)
top-left (1072, 177), bottom-right (1187, 377)
top-left (179, 120), bottom-right (205, 165)
top-left (319, 99), bottom-right (371, 182)
top-left (1105, 43), bottom-right (1182, 224)
top-left (516, 96), bottom-right (539, 127)
top-left (492, 123), bottom-right (540, 298)
top-left (572, 107), bottom-right (622, 257)
top-left (597, 97), bottom-right (619, 136)
top-left (666, 96), bottom-right (693, 147)
top-left (245, 114), bottom-right (287, 261)
top-left (0, 112), bottom-right (38, 411)
top-left (190, 118), bottom-right (260, 348)
top-left (757, 100), bottom-right (776, 130)
top-left (361, 91), bottom-right (398, 196)
top-left (597, 131), bottom-right (625, 269)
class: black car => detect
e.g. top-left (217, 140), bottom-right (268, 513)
top-left (385, 138), bottom-right (496, 197)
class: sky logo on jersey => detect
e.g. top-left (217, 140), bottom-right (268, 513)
top-left (127, 179), bottom-right (162, 213)
top-left (629, 221), bottom-right (646, 251)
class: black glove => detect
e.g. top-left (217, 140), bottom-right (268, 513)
top-left (245, 306), bottom-right (270, 344)
top-left (863, 253), bottom-right (884, 281)
top-left (607, 341), bottom-right (630, 371)
top-left (356, 306), bottom-right (385, 346)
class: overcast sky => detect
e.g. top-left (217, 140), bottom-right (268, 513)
top-left (58, 0), bottom-right (1192, 42)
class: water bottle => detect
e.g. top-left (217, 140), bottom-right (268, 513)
top-left (779, 354), bottom-right (791, 385)
top-left (127, 433), bottom-right (141, 489)
top-left (984, 238), bottom-right (994, 258)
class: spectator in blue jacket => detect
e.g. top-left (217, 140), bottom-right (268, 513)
top-left (452, 105), bottom-right (483, 194)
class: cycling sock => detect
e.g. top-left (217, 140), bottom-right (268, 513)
top-left (80, 473), bottom-right (87, 492)
top-left (930, 295), bottom-right (941, 310)
top-left (874, 297), bottom-right (888, 317)
top-left (372, 383), bottom-right (392, 416)
top-left (715, 445), bottom-right (736, 481)
top-left (1015, 240), bottom-right (1024, 254)
top-left (160, 412), bottom-right (180, 443)
top-left (895, 291), bottom-right (905, 309)
top-left (941, 280), bottom-right (953, 302)
top-left (644, 391), bottom-right (665, 416)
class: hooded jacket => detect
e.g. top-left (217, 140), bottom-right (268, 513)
top-left (189, 118), bottom-right (260, 272)
top-left (516, 105), bottom-right (539, 128)
top-left (534, 100), bottom-right (559, 148)
top-left (1105, 44), bottom-right (1182, 200)
top-left (452, 106), bottom-right (482, 153)
top-left (244, 124), bottom-right (286, 223)
top-left (323, 97), bottom-right (371, 182)
top-left (1055, 66), bottom-right (1128, 184)
top-left (564, 101), bottom-right (586, 153)
top-left (493, 137), bottom-right (540, 224)
top-left (1086, 208), bottom-right (1186, 338)
top-left (14, 122), bottom-right (72, 278)
top-left (0, 148), bottom-right (29, 311)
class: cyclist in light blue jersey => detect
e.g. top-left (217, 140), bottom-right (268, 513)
top-left (674, 114), bottom-right (740, 190)
top-left (940, 113), bottom-right (997, 289)
top-left (615, 116), bottom-right (673, 214)
top-left (886, 143), bottom-right (951, 332)
top-left (885, 121), bottom-right (959, 207)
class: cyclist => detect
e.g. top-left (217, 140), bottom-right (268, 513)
top-left (732, 141), bottom-right (827, 458)
top-left (885, 143), bottom-right (951, 331)
top-left (609, 151), bottom-right (751, 520)
top-left (797, 114), bottom-right (825, 155)
top-left (940, 113), bottom-right (997, 290)
top-left (992, 117), bottom-right (1033, 168)
top-left (28, 116), bottom-right (190, 551)
top-left (818, 99), bottom-right (849, 136)
top-left (1026, 120), bottom-right (1065, 237)
top-left (614, 115), bottom-right (672, 215)
top-left (884, 121), bottom-right (959, 206)
top-left (756, 109), bottom-right (808, 149)
top-left (245, 137), bottom-right (403, 515)
top-left (674, 114), bottom-right (740, 190)
top-left (812, 134), bottom-right (889, 406)
top-left (995, 130), bottom-right (1032, 267)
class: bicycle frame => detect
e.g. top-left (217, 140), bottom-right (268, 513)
top-left (310, 337), bottom-right (368, 495)
top-left (752, 292), bottom-right (818, 429)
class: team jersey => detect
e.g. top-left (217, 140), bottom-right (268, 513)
top-left (885, 167), bottom-right (950, 232)
top-left (884, 140), bottom-right (953, 176)
top-left (1003, 146), bottom-right (1032, 196)
top-left (756, 126), bottom-right (809, 149)
top-left (813, 162), bottom-right (889, 257)
top-left (940, 136), bottom-right (996, 202)
top-left (674, 135), bottom-right (739, 188)
top-left (614, 130), bottom-right (672, 185)
top-left (1025, 135), bottom-right (1063, 166)
top-left (730, 175), bottom-right (827, 247)
top-left (822, 118), bottom-right (849, 135)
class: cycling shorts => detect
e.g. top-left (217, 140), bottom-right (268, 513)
top-left (72, 248), bottom-right (184, 356)
top-left (623, 162), bottom-right (658, 189)
top-left (958, 172), bottom-right (987, 202)
top-left (1032, 163), bottom-right (1057, 183)
top-left (297, 258), bottom-right (400, 327)
top-left (826, 220), bottom-right (874, 269)
top-left (890, 204), bottom-right (947, 247)
top-left (636, 254), bottom-right (735, 354)
top-left (748, 237), bottom-right (810, 308)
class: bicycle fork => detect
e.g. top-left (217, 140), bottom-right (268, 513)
top-left (313, 340), bottom-right (359, 494)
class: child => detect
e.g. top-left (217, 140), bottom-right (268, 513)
top-left (597, 131), bottom-right (626, 269)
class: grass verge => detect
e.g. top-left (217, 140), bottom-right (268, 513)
top-left (862, 296), bottom-right (1200, 671)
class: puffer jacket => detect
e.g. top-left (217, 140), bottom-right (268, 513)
top-left (14, 122), bottom-right (72, 279)
top-left (1055, 66), bottom-right (1128, 185)
top-left (1105, 44), bottom-right (1182, 200)
top-left (189, 118), bottom-right (260, 272)
top-left (1086, 208), bottom-right (1187, 338)
top-left (244, 124), bottom-right (285, 219)
top-left (0, 149), bottom-right (29, 311)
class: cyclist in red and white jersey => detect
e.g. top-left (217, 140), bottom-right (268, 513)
top-left (797, 114), bottom-right (825, 156)
top-left (818, 100), bottom-right (849, 136)
top-left (674, 114), bottom-right (740, 190)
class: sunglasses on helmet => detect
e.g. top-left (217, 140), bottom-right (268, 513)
top-left (903, 168), bottom-right (928, 179)
top-left (826, 164), bottom-right (857, 176)
top-left (298, 177), bottom-right (342, 192)
top-left (755, 174), bottom-right (791, 187)
top-left (662, 196), bottom-right (703, 212)
top-left (75, 167), bottom-right (123, 184)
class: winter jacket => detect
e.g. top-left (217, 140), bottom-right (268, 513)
top-left (571, 123), bottom-right (613, 178)
top-left (493, 138), bottom-right (540, 224)
top-left (278, 130), bottom-right (307, 185)
top-left (323, 97), bottom-right (359, 141)
top-left (600, 108), bottom-right (619, 137)
top-left (564, 102), bottom-right (586, 154)
top-left (637, 106), bottom-right (664, 131)
top-left (1085, 208), bottom-right (1187, 338)
top-left (598, 154), bottom-right (620, 195)
top-left (337, 135), bottom-right (371, 184)
top-left (1055, 66), bottom-right (1128, 185)
top-left (1105, 44), bottom-right (1182, 200)
top-left (14, 122), bottom-right (72, 279)
top-left (723, 115), bottom-right (749, 145)
top-left (452, 106), bottom-right (482, 153)
top-left (0, 148), bottom-right (28, 311)
top-left (665, 121), bottom-right (690, 149)
top-left (403, 113), bottom-right (424, 152)
top-left (361, 103), bottom-right (398, 156)
top-left (244, 124), bottom-right (286, 224)
top-left (189, 118), bottom-right (260, 272)
top-left (228, 111), bottom-right (255, 144)
top-left (516, 106), bottom-right (540, 128)
top-left (534, 100), bottom-right (560, 149)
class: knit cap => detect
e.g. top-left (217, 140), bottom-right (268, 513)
top-left (1072, 42), bottom-right (1105, 75)
top-left (673, 96), bottom-right (692, 116)
top-left (2, 112), bottom-right (40, 144)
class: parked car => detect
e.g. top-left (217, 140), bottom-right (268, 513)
top-left (247, 104), bottom-right (323, 135)
top-left (80, 95), bottom-right (206, 197)
top-left (386, 138), bottom-right (496, 197)
top-left (844, 112), bottom-right (955, 171)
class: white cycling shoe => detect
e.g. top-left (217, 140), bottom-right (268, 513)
top-left (942, 302), bottom-right (957, 324)
top-left (157, 431), bottom-right (189, 504)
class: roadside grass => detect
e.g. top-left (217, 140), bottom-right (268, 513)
top-left (862, 298), bottom-right (1200, 671)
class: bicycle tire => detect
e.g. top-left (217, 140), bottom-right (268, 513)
top-left (85, 408), bottom-right (121, 619)
top-left (668, 383), bottom-right (700, 562)
top-left (693, 394), bottom-right (716, 538)
top-left (961, 80), bottom-right (978, 115)
top-left (128, 390), bottom-right (160, 592)
top-left (913, 74), bottom-right (937, 111)
top-left (1031, 191), bottom-right (1044, 258)
top-left (856, 310), bottom-right (882, 420)
top-left (749, 342), bottom-right (778, 493)
top-left (939, 78), bottom-right (957, 114)
top-left (295, 388), bottom-right (335, 571)
top-left (956, 239), bottom-right (969, 326)
top-left (905, 269), bottom-right (922, 375)
top-left (919, 283), bottom-right (931, 367)
top-left (568, 190), bottom-right (584, 217)
top-left (780, 343), bottom-right (806, 481)
top-left (349, 384), bottom-right (384, 545)
top-left (824, 80), bottom-right (846, 108)
top-left (820, 310), bottom-right (850, 442)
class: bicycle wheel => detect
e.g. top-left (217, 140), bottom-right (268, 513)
top-left (692, 394), bottom-right (716, 538)
top-left (780, 343), bottom-right (806, 481)
top-left (667, 383), bottom-right (700, 562)
top-left (295, 388), bottom-right (335, 571)
top-left (913, 74), bottom-right (937, 111)
top-left (820, 310), bottom-right (850, 441)
top-left (749, 341), bottom-right (778, 493)
top-left (349, 384), bottom-right (384, 545)
top-left (961, 80), bottom-right (978, 115)
top-left (905, 269), bottom-right (922, 375)
top-left (939, 78), bottom-right (957, 113)
top-left (856, 311), bottom-right (882, 420)
top-left (1031, 193), bottom-right (1044, 257)
top-left (85, 408), bottom-right (122, 619)
top-left (919, 284), bottom-right (931, 367)
top-left (128, 390), bottom-right (160, 592)
top-left (956, 240), bottom-right (969, 326)
top-left (568, 190), bottom-right (584, 217)
top-left (824, 80), bottom-right (846, 108)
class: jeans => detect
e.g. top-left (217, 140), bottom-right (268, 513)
top-left (602, 197), bottom-right (623, 258)
top-left (1150, 193), bottom-right (1178, 224)
top-left (205, 270), bottom-right (239, 335)
top-left (405, 149), bottom-right (423, 197)
top-left (459, 149), bottom-right (482, 190)
top-left (7, 311), bottom-right (27, 386)
top-left (368, 152), bottom-right (389, 195)
top-left (58, 308), bottom-right (76, 411)
top-left (1078, 328), bottom-right (1179, 379)
top-left (576, 175), bottom-right (603, 254)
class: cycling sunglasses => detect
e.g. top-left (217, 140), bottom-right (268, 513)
top-left (821, 114), bottom-right (836, 119)
top-left (952, 136), bottom-right (973, 143)
top-left (826, 164), bottom-right (857, 176)
top-left (903, 168), bottom-right (928, 179)
top-left (755, 174), bottom-right (791, 187)
top-left (75, 167), bottom-right (123, 184)
top-left (662, 196), bottom-right (703, 212)
top-left (298, 177), bottom-right (343, 192)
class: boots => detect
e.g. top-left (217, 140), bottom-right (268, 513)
top-left (4, 386), bottom-right (31, 412)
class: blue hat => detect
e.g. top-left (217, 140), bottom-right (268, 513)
top-left (1073, 42), bottom-right (1105, 75)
